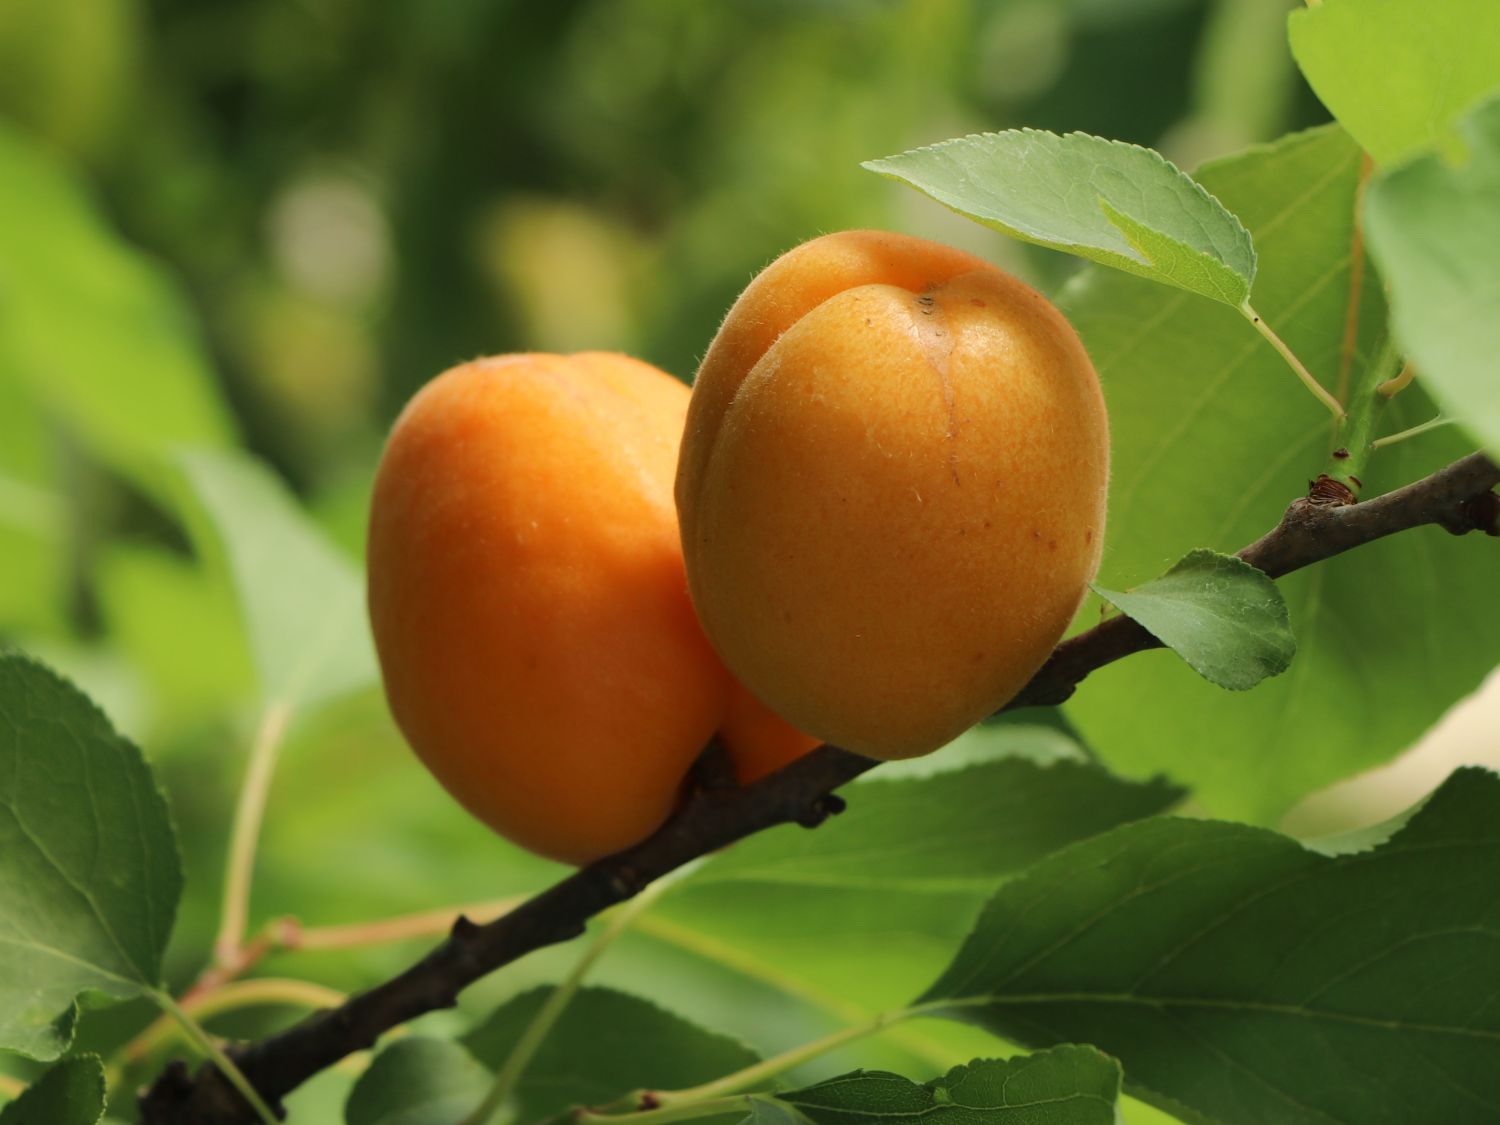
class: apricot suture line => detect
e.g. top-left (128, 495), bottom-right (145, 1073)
top-left (140, 450), bottom-right (1499, 1125)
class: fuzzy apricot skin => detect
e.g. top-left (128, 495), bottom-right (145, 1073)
top-left (367, 353), bottom-right (812, 865)
top-left (676, 230), bottom-right (1109, 760)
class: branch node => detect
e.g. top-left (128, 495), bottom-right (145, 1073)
top-left (273, 916), bottom-right (303, 951)
top-left (796, 792), bottom-right (847, 828)
top-left (450, 914), bottom-right (481, 942)
top-left (1307, 474), bottom-right (1357, 507)
top-left (608, 867), bottom-right (641, 899)
top-left (1460, 490), bottom-right (1500, 537)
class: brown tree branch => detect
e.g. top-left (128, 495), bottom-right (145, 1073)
top-left (1005, 451), bottom-right (1500, 710)
top-left (139, 452), bottom-right (1499, 1124)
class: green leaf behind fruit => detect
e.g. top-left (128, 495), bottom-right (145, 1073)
top-left (691, 731), bottom-right (1182, 893)
top-left (344, 1038), bottom-right (490, 1125)
top-left (1062, 123), bottom-right (1500, 822)
top-left (176, 448), bottom-right (376, 711)
top-left (1289, 0), bottom-right (1500, 165)
top-left (1365, 95), bottom-right (1500, 458)
top-left (463, 986), bottom-right (759, 1122)
top-left (0, 124), bottom-right (234, 504)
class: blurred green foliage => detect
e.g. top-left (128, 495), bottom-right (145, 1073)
top-left (0, 2), bottom-right (1324, 1119)
top-left (0, 0), bottom-right (1331, 745)
top-left (1, 0), bottom-right (1322, 489)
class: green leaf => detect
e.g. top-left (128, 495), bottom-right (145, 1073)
top-left (691, 730), bottom-right (1182, 893)
top-left (643, 883), bottom-right (998, 1077)
top-left (463, 986), bottom-right (759, 1121)
top-left (919, 767), bottom-right (1500, 1125)
top-left (176, 449), bottom-right (376, 710)
top-left (344, 1038), bottom-right (491, 1125)
top-left (0, 1056), bottom-right (106, 1125)
top-left (95, 545), bottom-right (256, 740)
top-left (0, 124), bottom-right (233, 502)
top-left (0, 654), bottom-right (181, 1060)
top-left (1289, 0), bottom-right (1500, 165)
top-left (1061, 123), bottom-right (1500, 822)
top-left (864, 129), bottom-right (1255, 304)
top-left (1365, 94), bottom-right (1500, 458)
top-left (775, 1049), bottom-right (1122, 1125)
top-left (1091, 548), bottom-right (1294, 690)
top-left (639, 725), bottom-right (1179, 1075)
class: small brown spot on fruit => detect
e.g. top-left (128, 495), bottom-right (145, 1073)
top-left (1048, 539), bottom-right (1058, 552)
top-left (1085, 529), bottom-right (1094, 544)
top-left (969, 298), bottom-right (987, 308)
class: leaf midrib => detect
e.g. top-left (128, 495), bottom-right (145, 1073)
top-left (937, 989), bottom-right (1500, 1041)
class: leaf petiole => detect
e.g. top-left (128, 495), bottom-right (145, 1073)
top-left (1378, 362), bottom-right (1416, 398)
top-left (653, 1011), bottom-right (910, 1107)
top-left (1240, 302), bottom-right (1346, 419)
top-left (124, 979), bottom-right (346, 1070)
top-left (1372, 414), bottom-right (1452, 449)
top-left (214, 702), bottom-right (293, 968)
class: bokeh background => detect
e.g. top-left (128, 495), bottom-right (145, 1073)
top-left (0, 0), bottom-right (1328, 497)
top-left (2, 0), bottom-right (1495, 1119)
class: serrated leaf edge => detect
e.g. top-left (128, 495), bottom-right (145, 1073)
top-left (0, 651), bottom-right (184, 1058)
top-left (864, 127), bottom-right (1257, 284)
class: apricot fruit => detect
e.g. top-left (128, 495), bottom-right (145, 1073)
top-left (367, 352), bottom-right (814, 865)
top-left (676, 230), bottom-right (1109, 760)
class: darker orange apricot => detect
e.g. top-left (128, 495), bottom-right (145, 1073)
top-left (719, 681), bottom-right (823, 785)
top-left (368, 352), bottom-right (812, 865)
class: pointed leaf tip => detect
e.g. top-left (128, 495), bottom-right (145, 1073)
top-left (866, 128), bottom-right (1255, 304)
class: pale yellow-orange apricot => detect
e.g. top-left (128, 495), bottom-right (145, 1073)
top-left (677, 230), bottom-right (1109, 760)
top-left (368, 352), bottom-right (812, 865)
